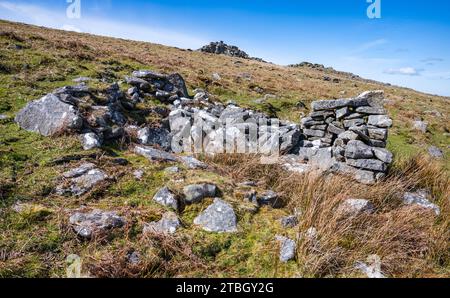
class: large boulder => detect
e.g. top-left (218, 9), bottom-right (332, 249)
top-left (15, 93), bottom-right (83, 136)
top-left (193, 198), bottom-right (237, 233)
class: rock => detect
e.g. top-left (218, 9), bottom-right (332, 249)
top-left (413, 121), bottom-right (428, 133)
top-left (179, 156), bottom-right (208, 169)
top-left (280, 215), bottom-right (299, 228)
top-left (336, 107), bottom-right (350, 119)
top-left (428, 146), bottom-right (444, 159)
top-left (199, 41), bottom-right (250, 59)
top-left (337, 199), bottom-right (375, 217)
top-left (275, 236), bottom-right (296, 262)
top-left (373, 148), bottom-right (393, 164)
top-left (164, 166), bottom-right (180, 173)
top-left (134, 145), bottom-right (178, 162)
top-left (137, 127), bottom-right (172, 151)
top-left (344, 118), bottom-right (365, 129)
top-left (62, 163), bottom-right (96, 178)
top-left (193, 198), bottom-right (237, 233)
top-left (167, 73), bottom-right (189, 98)
top-left (338, 131), bottom-right (359, 142)
top-left (212, 73), bottom-right (222, 81)
top-left (403, 190), bottom-right (440, 216)
top-left (81, 133), bottom-right (101, 150)
top-left (15, 93), bottom-right (83, 136)
top-left (153, 187), bottom-right (178, 211)
top-left (69, 209), bottom-right (125, 239)
top-left (346, 159), bottom-right (387, 172)
top-left (133, 169), bottom-right (144, 180)
top-left (127, 251), bottom-right (141, 265)
top-left (333, 162), bottom-right (376, 185)
top-left (143, 212), bottom-right (181, 235)
top-left (368, 128), bottom-right (388, 141)
top-left (355, 91), bottom-right (385, 108)
top-left (183, 184), bottom-right (218, 204)
top-left (57, 167), bottom-right (108, 196)
top-left (311, 98), bottom-right (352, 111)
top-left (12, 202), bottom-right (52, 220)
top-left (355, 255), bottom-right (385, 278)
top-left (355, 107), bottom-right (386, 115)
top-left (327, 123), bottom-right (345, 135)
top-left (257, 190), bottom-right (282, 208)
top-left (304, 129), bottom-right (325, 138)
top-left (309, 148), bottom-right (335, 171)
top-left (345, 140), bottom-right (374, 159)
top-left (367, 115), bottom-right (393, 128)
top-left (0, 114), bottom-right (9, 120)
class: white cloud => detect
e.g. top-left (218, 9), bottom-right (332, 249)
top-left (0, 1), bottom-right (207, 49)
top-left (384, 67), bottom-right (422, 76)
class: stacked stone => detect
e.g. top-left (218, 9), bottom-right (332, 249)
top-left (300, 91), bottom-right (393, 184)
top-left (125, 70), bottom-right (189, 104)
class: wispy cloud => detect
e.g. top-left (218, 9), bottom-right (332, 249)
top-left (352, 39), bottom-right (388, 54)
top-left (0, 1), bottom-right (208, 49)
top-left (421, 57), bottom-right (444, 65)
top-left (384, 67), bottom-right (422, 76)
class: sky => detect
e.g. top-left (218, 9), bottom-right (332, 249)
top-left (1, 0), bottom-right (450, 96)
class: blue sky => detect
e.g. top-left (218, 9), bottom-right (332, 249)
top-left (1, 0), bottom-right (450, 96)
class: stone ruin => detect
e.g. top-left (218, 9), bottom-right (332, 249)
top-left (14, 69), bottom-right (393, 185)
top-left (298, 91), bottom-right (393, 184)
top-left (198, 41), bottom-right (266, 62)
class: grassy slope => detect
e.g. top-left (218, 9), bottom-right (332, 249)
top-left (0, 20), bottom-right (449, 278)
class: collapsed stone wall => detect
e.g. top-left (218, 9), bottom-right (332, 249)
top-left (299, 91), bottom-right (393, 184)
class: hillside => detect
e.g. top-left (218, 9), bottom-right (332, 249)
top-left (0, 20), bottom-right (449, 278)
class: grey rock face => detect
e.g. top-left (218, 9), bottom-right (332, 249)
top-left (367, 115), bottom-right (393, 128)
top-left (193, 198), bottom-right (237, 233)
top-left (143, 212), bottom-right (181, 235)
top-left (183, 184), bottom-right (218, 204)
top-left (15, 93), bottom-right (82, 136)
top-left (428, 146), bottom-right (444, 159)
top-left (345, 140), bottom-right (374, 159)
top-left (134, 145), bottom-right (178, 162)
top-left (403, 190), bottom-right (440, 216)
top-left (153, 187), bottom-right (179, 210)
top-left (69, 209), bottom-right (125, 239)
top-left (275, 235), bottom-right (296, 262)
top-left (81, 133), bottom-right (101, 150)
top-left (337, 199), bottom-right (375, 217)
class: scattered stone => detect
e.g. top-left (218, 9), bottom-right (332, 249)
top-left (275, 236), bottom-right (296, 262)
top-left (81, 133), bottom-right (101, 150)
top-left (257, 190), bottom-right (282, 208)
top-left (69, 209), bottom-right (126, 239)
top-left (143, 212), bottom-right (181, 234)
top-left (183, 184), bottom-right (218, 204)
top-left (403, 190), bottom-right (440, 216)
top-left (153, 187), bottom-right (179, 211)
top-left (179, 156), bottom-right (207, 169)
top-left (164, 166), bottom-right (180, 173)
top-left (280, 215), bottom-right (299, 228)
top-left (413, 120), bottom-right (428, 133)
top-left (337, 199), bottom-right (375, 217)
top-left (428, 146), bottom-right (444, 159)
top-left (133, 169), bottom-right (144, 180)
top-left (57, 165), bottom-right (108, 196)
top-left (62, 163), bottom-right (96, 178)
top-left (134, 145), bottom-right (178, 162)
top-left (193, 198), bottom-right (237, 233)
top-left (355, 255), bottom-right (385, 278)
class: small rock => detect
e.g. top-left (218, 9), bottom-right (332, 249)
top-left (133, 169), bottom-right (144, 180)
top-left (257, 190), bottom-right (282, 208)
top-left (143, 212), bottom-right (181, 235)
top-left (81, 133), bottom-right (101, 150)
top-left (57, 167), bottom-right (108, 196)
top-left (280, 215), bottom-right (299, 228)
top-left (413, 121), bottom-right (428, 133)
top-left (69, 209), bottom-right (126, 240)
top-left (355, 255), bottom-right (385, 278)
top-left (183, 184), bottom-right (218, 204)
top-left (337, 199), bottom-right (375, 217)
top-left (134, 145), bottom-right (178, 162)
top-left (275, 235), bottom-right (296, 262)
top-left (62, 163), bottom-right (96, 178)
top-left (428, 146), bottom-right (444, 159)
top-left (193, 198), bottom-right (237, 233)
top-left (164, 166), bottom-right (180, 173)
top-left (403, 190), bottom-right (440, 216)
top-left (179, 156), bottom-right (207, 169)
top-left (153, 187), bottom-right (179, 211)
